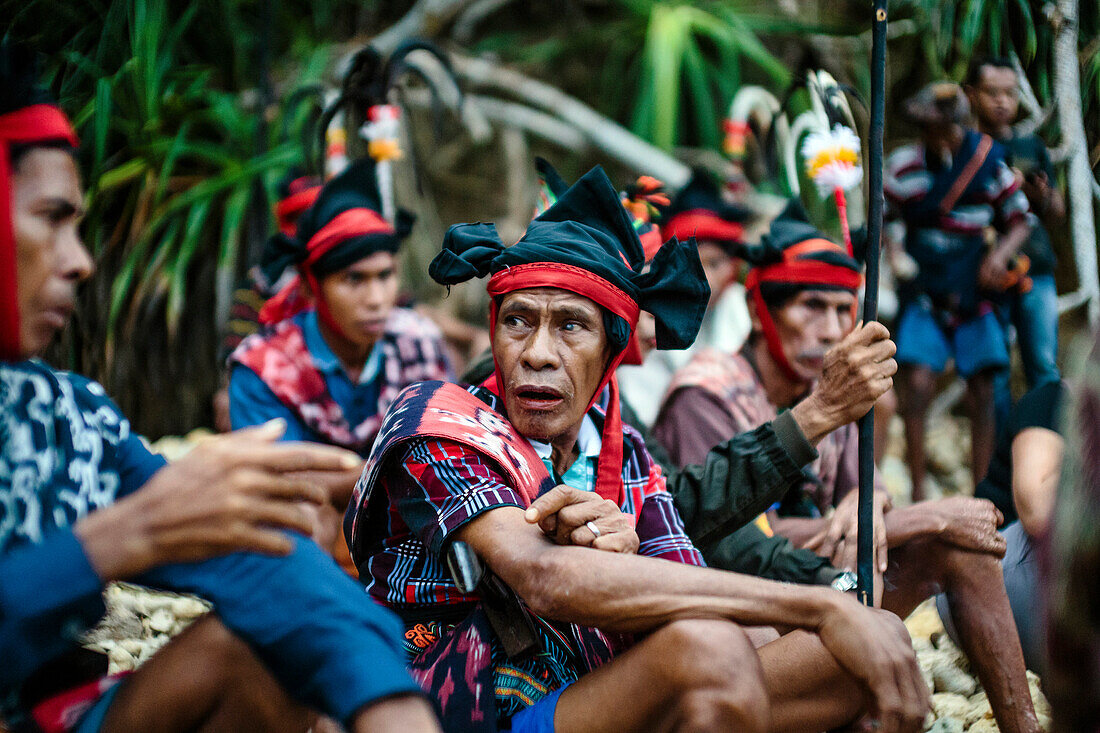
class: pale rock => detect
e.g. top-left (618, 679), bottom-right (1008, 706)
top-left (119, 639), bottom-right (145, 656)
top-left (932, 692), bottom-right (971, 721)
top-left (107, 645), bottom-right (136, 674)
top-left (906, 599), bottom-right (947, 642)
top-left (929, 650), bottom-right (978, 696)
top-left (880, 455), bottom-right (913, 508)
top-left (918, 655), bottom-right (935, 697)
top-left (951, 467), bottom-right (974, 496)
top-left (933, 635), bottom-right (970, 672)
top-left (967, 718), bottom-right (999, 733)
top-left (171, 597), bottom-right (208, 619)
top-left (147, 608), bottom-right (176, 634)
top-left (136, 640), bottom-right (160, 663)
top-left (926, 419), bottom-right (965, 475)
top-left (913, 636), bottom-right (935, 656)
top-left (927, 717), bottom-right (964, 733)
top-left (1027, 672), bottom-right (1052, 727)
top-left (964, 691), bottom-right (993, 727)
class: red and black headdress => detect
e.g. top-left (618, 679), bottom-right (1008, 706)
top-left (429, 164), bottom-right (709, 504)
top-left (258, 158), bottom-right (412, 329)
top-left (0, 43), bottom-right (79, 362)
top-left (273, 170), bottom-right (323, 237)
top-left (743, 200), bottom-right (863, 380)
top-left (659, 170), bottom-right (752, 257)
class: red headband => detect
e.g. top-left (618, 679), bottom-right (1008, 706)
top-left (745, 238), bottom-right (862, 381)
top-left (303, 207), bottom-right (394, 267)
top-left (1, 104), bottom-right (79, 362)
top-left (259, 207), bottom-right (395, 329)
top-left (661, 210), bottom-right (745, 248)
top-left (485, 262), bottom-right (641, 507)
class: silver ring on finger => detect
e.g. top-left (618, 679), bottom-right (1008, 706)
top-left (586, 520), bottom-right (601, 539)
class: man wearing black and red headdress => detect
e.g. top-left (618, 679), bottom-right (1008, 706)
top-left (0, 44), bottom-right (439, 733)
top-left (228, 159), bottom-right (452, 456)
top-left (618, 171), bottom-right (753, 426)
top-left (655, 204), bottom-right (1042, 733)
top-left (345, 167), bottom-right (931, 733)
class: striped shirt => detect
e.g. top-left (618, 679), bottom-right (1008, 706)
top-left (362, 389), bottom-right (705, 613)
top-left (884, 137), bottom-right (1030, 237)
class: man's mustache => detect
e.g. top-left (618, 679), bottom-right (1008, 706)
top-left (506, 377), bottom-right (575, 402)
top-left (796, 348), bottom-right (828, 361)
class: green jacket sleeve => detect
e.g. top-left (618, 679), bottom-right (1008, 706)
top-left (658, 409), bottom-right (817, 548)
top-left (697, 521), bottom-right (838, 585)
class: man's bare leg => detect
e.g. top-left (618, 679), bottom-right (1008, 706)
top-left (101, 615), bottom-right (438, 733)
top-left (755, 630), bottom-right (867, 732)
top-left (965, 371), bottom-right (997, 487)
top-left (882, 539), bottom-right (1040, 733)
top-left (351, 696), bottom-right (441, 733)
top-left (900, 366), bottom-right (936, 503)
top-left (554, 619), bottom-right (769, 733)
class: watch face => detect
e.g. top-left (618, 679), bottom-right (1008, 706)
top-left (832, 571), bottom-right (858, 593)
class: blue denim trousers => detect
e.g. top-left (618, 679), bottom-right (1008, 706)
top-left (1012, 273), bottom-right (1061, 388)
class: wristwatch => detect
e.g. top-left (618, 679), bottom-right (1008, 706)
top-left (830, 570), bottom-right (858, 593)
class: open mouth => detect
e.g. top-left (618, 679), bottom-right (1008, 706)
top-left (514, 386), bottom-right (566, 411)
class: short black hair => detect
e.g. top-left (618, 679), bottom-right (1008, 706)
top-left (10, 139), bottom-right (77, 170)
top-left (2, 39), bottom-right (76, 169)
top-left (965, 57), bottom-right (1015, 88)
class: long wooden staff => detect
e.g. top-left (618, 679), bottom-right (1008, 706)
top-left (857, 0), bottom-right (889, 606)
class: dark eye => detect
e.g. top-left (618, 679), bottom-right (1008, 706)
top-left (562, 321), bottom-right (581, 332)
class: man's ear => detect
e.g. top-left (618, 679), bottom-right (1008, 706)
top-left (747, 297), bottom-right (763, 335)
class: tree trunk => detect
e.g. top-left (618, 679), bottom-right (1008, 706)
top-left (1054, 0), bottom-right (1099, 325)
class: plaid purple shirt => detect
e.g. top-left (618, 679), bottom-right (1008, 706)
top-left (360, 387), bottom-right (704, 613)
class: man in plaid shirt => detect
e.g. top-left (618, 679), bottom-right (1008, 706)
top-left (346, 166), bottom-right (930, 733)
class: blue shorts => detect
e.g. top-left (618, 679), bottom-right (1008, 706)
top-left (895, 302), bottom-right (1009, 378)
top-left (507, 683), bottom-right (572, 733)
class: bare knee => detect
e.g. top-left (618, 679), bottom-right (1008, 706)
top-left (649, 620), bottom-right (769, 732)
top-left (901, 368), bottom-right (936, 415)
top-left (182, 616), bottom-right (254, 678)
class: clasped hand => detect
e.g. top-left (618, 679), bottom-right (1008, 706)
top-left (524, 485), bottom-right (639, 553)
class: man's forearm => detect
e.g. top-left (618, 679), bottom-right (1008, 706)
top-left (469, 507), bottom-right (844, 636)
top-left (994, 220), bottom-right (1031, 261)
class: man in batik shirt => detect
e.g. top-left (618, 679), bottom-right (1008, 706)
top-left (346, 166), bottom-right (929, 733)
top-left (0, 43), bottom-right (437, 733)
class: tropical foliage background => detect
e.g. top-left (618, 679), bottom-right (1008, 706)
top-left (3, 0), bottom-right (1097, 436)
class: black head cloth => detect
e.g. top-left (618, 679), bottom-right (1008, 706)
top-left (429, 164), bottom-right (710, 353)
top-left (260, 158), bottom-right (414, 283)
top-left (659, 169), bottom-right (753, 256)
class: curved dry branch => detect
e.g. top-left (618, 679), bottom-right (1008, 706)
top-left (453, 0), bottom-right (516, 44)
top-left (452, 54), bottom-right (691, 187)
top-left (1053, 0), bottom-right (1099, 325)
top-left (370, 0), bottom-right (480, 55)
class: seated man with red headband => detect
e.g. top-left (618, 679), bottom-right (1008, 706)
top-left (618, 171), bottom-right (752, 426)
top-left (345, 167), bottom-right (930, 733)
top-left (654, 204), bottom-right (1042, 733)
top-left (228, 162), bottom-right (453, 566)
top-left (228, 159), bottom-right (452, 457)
